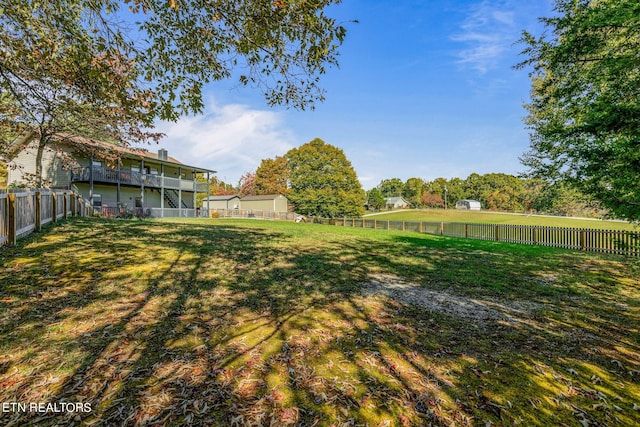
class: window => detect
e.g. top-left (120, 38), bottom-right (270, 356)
top-left (92, 160), bottom-right (102, 168)
top-left (135, 197), bottom-right (142, 208)
top-left (92, 194), bottom-right (102, 208)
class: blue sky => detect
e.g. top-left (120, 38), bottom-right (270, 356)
top-left (147, 0), bottom-right (554, 189)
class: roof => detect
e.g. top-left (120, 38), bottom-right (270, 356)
top-left (6, 131), bottom-right (216, 174)
top-left (203, 195), bottom-right (240, 201)
top-left (385, 196), bottom-right (408, 204)
top-left (458, 199), bottom-right (481, 203)
top-left (241, 194), bottom-right (287, 201)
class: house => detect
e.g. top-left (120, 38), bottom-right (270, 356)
top-left (240, 194), bottom-right (288, 212)
top-left (6, 132), bottom-right (216, 217)
top-left (456, 199), bottom-right (481, 210)
top-left (385, 196), bottom-right (410, 209)
top-left (202, 195), bottom-right (241, 211)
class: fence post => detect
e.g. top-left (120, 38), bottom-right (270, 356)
top-left (465, 223), bottom-right (468, 238)
top-left (63, 193), bottom-right (68, 219)
top-left (7, 193), bottom-right (16, 246)
top-left (581, 229), bottom-right (586, 250)
top-left (387, 220), bottom-right (390, 230)
top-left (52, 192), bottom-right (57, 223)
top-left (419, 221), bottom-right (423, 233)
top-left (533, 227), bottom-right (538, 245)
top-left (495, 225), bottom-right (499, 241)
top-left (402, 221), bottom-right (406, 231)
top-left (35, 191), bottom-right (42, 232)
top-left (440, 222), bottom-right (444, 236)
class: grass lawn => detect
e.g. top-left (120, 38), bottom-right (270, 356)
top-left (367, 209), bottom-right (638, 231)
top-left (1, 217), bottom-right (639, 426)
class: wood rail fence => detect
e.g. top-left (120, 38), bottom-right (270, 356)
top-left (211, 209), bottom-right (639, 255)
top-left (0, 190), bottom-right (92, 247)
top-left (211, 208), bottom-right (299, 221)
top-left (310, 217), bottom-right (640, 256)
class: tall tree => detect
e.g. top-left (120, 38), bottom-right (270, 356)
top-left (1, 0), bottom-right (160, 186)
top-left (208, 175), bottom-right (236, 196)
top-left (255, 156), bottom-right (289, 195)
top-left (2, 0), bottom-right (348, 185)
top-left (517, 0), bottom-right (640, 221)
top-left (286, 138), bottom-right (364, 217)
top-left (1, 0), bottom-right (348, 122)
top-left (402, 177), bottom-right (425, 207)
top-left (238, 171), bottom-right (256, 197)
top-left (0, 161), bottom-right (6, 188)
top-left (421, 192), bottom-right (444, 209)
top-left (378, 178), bottom-right (404, 198)
top-left (366, 188), bottom-right (385, 211)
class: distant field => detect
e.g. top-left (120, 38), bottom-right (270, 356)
top-left (366, 209), bottom-right (638, 231)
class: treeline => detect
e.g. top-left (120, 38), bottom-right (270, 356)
top-left (368, 173), bottom-right (608, 218)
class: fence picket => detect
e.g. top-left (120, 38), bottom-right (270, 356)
top-left (0, 190), bottom-right (87, 247)
top-left (307, 215), bottom-right (639, 256)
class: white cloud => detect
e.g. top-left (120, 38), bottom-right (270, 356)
top-left (143, 99), bottom-right (294, 184)
top-left (451, 1), bottom-right (517, 73)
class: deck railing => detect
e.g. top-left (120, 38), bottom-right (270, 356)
top-left (70, 166), bottom-right (207, 191)
top-left (210, 208), bottom-right (301, 221)
top-left (95, 206), bottom-right (206, 219)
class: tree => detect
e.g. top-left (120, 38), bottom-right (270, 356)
top-left (366, 188), bottom-right (385, 211)
top-left (421, 192), bottom-right (444, 209)
top-left (255, 156), bottom-right (289, 195)
top-left (402, 177), bottom-right (425, 207)
top-left (1, 0), bottom-right (348, 122)
top-left (378, 178), bottom-right (404, 198)
top-left (238, 171), bottom-right (256, 197)
top-left (1, 1), bottom-right (162, 186)
top-left (285, 138), bottom-right (365, 217)
top-left (2, 0), bottom-right (348, 186)
top-left (208, 176), bottom-right (236, 196)
top-left (517, 0), bottom-right (640, 221)
top-left (526, 180), bottom-right (607, 218)
top-left (0, 160), bottom-right (6, 188)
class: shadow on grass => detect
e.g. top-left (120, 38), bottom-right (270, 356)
top-left (0, 218), bottom-right (638, 426)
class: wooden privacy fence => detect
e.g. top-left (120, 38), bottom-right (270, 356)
top-left (0, 190), bottom-right (91, 247)
top-left (311, 217), bottom-right (640, 256)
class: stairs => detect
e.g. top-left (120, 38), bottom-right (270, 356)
top-left (161, 189), bottom-right (188, 208)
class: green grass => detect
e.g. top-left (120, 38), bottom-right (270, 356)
top-left (367, 208), bottom-right (638, 231)
top-left (0, 217), bottom-right (639, 426)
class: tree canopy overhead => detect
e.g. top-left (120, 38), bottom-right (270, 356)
top-left (1, 0), bottom-right (347, 125)
top-left (517, 0), bottom-right (640, 221)
top-left (1, 0), bottom-right (347, 185)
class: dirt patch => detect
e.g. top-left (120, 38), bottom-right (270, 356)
top-left (362, 273), bottom-right (540, 324)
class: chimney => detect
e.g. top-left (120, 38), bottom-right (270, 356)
top-left (158, 148), bottom-right (168, 161)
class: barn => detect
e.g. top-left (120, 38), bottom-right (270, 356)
top-left (456, 199), bottom-right (481, 210)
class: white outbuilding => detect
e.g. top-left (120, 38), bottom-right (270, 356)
top-left (455, 199), bottom-right (481, 210)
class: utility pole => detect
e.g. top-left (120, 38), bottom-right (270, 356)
top-left (444, 186), bottom-right (448, 210)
